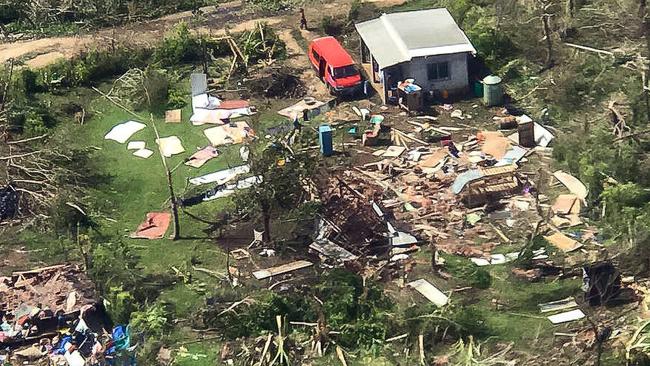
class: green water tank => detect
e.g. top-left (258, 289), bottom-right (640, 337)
top-left (483, 75), bottom-right (503, 107)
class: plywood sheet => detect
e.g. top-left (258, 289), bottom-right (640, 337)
top-left (544, 232), bottom-right (582, 252)
top-left (552, 194), bottom-right (578, 215)
top-left (165, 109), bottom-right (182, 123)
top-left (548, 309), bottom-right (585, 324)
top-left (253, 260), bottom-right (313, 280)
top-left (553, 170), bottom-right (588, 201)
top-left (407, 279), bottom-right (448, 307)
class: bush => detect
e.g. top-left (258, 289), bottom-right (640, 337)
top-left (23, 111), bottom-right (49, 136)
top-left (203, 290), bottom-right (313, 338)
top-left (445, 255), bottom-right (492, 289)
top-left (398, 303), bottom-right (492, 345)
top-left (463, 7), bottom-right (517, 70)
top-left (130, 303), bottom-right (171, 337)
top-left (348, 0), bottom-right (361, 22)
top-left (89, 240), bottom-right (141, 294)
top-left (154, 23), bottom-right (202, 66)
top-left (469, 268), bottom-right (492, 289)
top-left (238, 23), bottom-right (287, 65)
top-left (202, 270), bottom-right (393, 347)
top-left (20, 69), bottom-right (40, 94)
top-left (453, 306), bottom-right (490, 336)
top-left (246, 0), bottom-right (295, 12)
top-left (141, 68), bottom-right (170, 111)
top-left (41, 48), bottom-right (149, 89)
top-left (105, 287), bottom-right (137, 325)
top-left (321, 16), bottom-right (344, 36)
top-left (167, 88), bottom-right (188, 109)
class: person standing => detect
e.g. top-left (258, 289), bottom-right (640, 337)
top-left (299, 8), bottom-right (308, 30)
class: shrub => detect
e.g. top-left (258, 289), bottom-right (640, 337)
top-left (89, 240), bottom-right (141, 295)
top-left (246, 0), bottom-right (295, 12)
top-left (202, 270), bottom-right (393, 347)
top-left (313, 270), bottom-right (393, 348)
top-left (130, 303), bottom-right (171, 337)
top-left (41, 48), bottom-right (149, 89)
top-left (203, 291), bottom-right (313, 338)
top-left (238, 23), bottom-right (287, 65)
top-left (141, 68), bottom-right (170, 111)
top-left (23, 111), bottom-right (49, 137)
top-left (463, 6), bottom-right (517, 70)
top-left (321, 16), bottom-right (344, 36)
top-left (20, 69), bottom-right (40, 94)
top-left (154, 23), bottom-right (202, 66)
top-left (348, 0), bottom-right (361, 22)
top-left (452, 306), bottom-right (491, 338)
top-left (167, 88), bottom-right (188, 109)
top-left (106, 287), bottom-right (137, 325)
top-left (469, 268), bottom-right (492, 289)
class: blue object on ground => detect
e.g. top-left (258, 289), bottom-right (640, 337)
top-left (319, 124), bottom-right (333, 157)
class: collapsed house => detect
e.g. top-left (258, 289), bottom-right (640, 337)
top-left (310, 170), bottom-right (421, 278)
top-left (0, 264), bottom-right (98, 345)
top-left (0, 264), bottom-right (134, 366)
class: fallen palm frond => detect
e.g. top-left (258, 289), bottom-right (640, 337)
top-left (626, 319), bottom-right (650, 364)
top-left (446, 336), bottom-right (515, 366)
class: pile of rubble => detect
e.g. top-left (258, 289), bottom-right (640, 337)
top-left (0, 264), bottom-right (136, 366)
top-left (308, 105), bottom-right (608, 280)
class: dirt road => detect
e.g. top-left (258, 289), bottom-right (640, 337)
top-left (0, 0), bottom-right (403, 69)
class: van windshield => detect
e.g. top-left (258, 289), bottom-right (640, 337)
top-left (332, 65), bottom-right (357, 79)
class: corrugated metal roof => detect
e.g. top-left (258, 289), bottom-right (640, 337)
top-left (355, 8), bottom-right (476, 69)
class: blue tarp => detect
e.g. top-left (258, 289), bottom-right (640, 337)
top-left (452, 169), bottom-right (483, 194)
top-left (112, 325), bottom-right (130, 352)
top-left (496, 145), bottom-right (528, 166)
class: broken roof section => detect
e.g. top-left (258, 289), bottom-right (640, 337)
top-left (355, 8), bottom-right (476, 69)
top-left (0, 265), bottom-right (97, 315)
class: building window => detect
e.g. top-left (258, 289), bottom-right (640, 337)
top-left (427, 62), bottom-right (450, 80)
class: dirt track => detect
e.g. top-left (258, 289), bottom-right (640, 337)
top-left (0, 0), bottom-right (403, 69)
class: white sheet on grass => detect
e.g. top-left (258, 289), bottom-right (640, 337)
top-left (104, 121), bottom-right (146, 143)
top-left (189, 165), bottom-right (251, 186)
top-left (203, 121), bottom-right (252, 146)
top-left (190, 108), bottom-right (229, 125)
top-left (133, 149), bottom-right (154, 159)
top-left (127, 141), bottom-right (146, 150)
top-left (203, 176), bottom-right (262, 201)
top-left (191, 93), bottom-right (220, 113)
top-left (155, 136), bottom-right (185, 158)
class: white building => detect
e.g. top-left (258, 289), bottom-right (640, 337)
top-left (355, 8), bottom-right (476, 103)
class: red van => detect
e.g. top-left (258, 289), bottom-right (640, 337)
top-left (308, 36), bottom-right (362, 95)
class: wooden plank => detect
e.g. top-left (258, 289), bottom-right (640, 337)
top-left (407, 279), bottom-right (448, 307)
top-left (538, 297), bottom-right (578, 313)
top-left (253, 260), bottom-right (313, 280)
top-left (12, 264), bottom-right (66, 276)
top-left (547, 309), bottom-right (585, 324)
